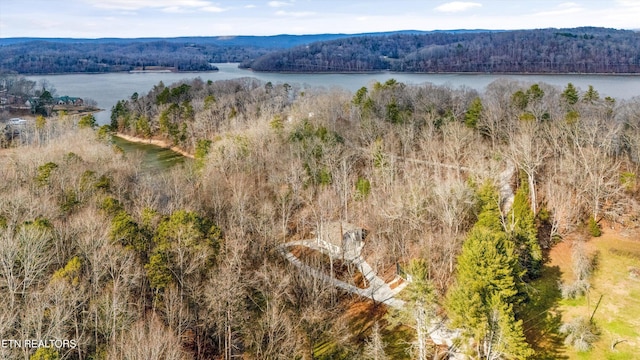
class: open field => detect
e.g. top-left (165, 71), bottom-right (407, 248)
top-left (545, 229), bottom-right (640, 359)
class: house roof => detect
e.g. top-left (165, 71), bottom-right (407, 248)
top-left (56, 96), bottom-right (81, 102)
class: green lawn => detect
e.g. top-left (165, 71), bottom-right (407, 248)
top-left (553, 233), bottom-right (640, 360)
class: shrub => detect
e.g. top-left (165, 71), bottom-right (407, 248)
top-left (620, 172), bottom-right (636, 192)
top-left (560, 316), bottom-right (599, 352)
top-left (355, 177), bottom-right (371, 199)
top-left (36, 162), bottom-right (58, 187)
top-left (588, 217), bottom-right (601, 237)
top-left (194, 139), bottom-right (212, 170)
top-left (30, 348), bottom-right (60, 360)
top-left (99, 196), bottom-right (123, 215)
top-left (78, 114), bottom-right (97, 129)
top-left (559, 279), bottom-right (590, 299)
top-left (96, 125), bottom-right (112, 141)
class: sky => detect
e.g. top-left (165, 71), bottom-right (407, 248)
top-left (1, 0), bottom-right (639, 39)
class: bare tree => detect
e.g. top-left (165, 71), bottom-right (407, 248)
top-left (362, 322), bottom-right (388, 360)
top-left (206, 235), bottom-right (248, 360)
top-left (508, 120), bottom-right (550, 214)
top-left (427, 177), bottom-right (475, 273)
top-left (108, 314), bottom-right (188, 360)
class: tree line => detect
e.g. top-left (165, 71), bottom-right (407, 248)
top-left (243, 27), bottom-right (640, 73)
top-left (0, 32), bottom-right (409, 75)
top-left (2, 75), bottom-right (640, 359)
top-left (3, 27), bottom-right (639, 75)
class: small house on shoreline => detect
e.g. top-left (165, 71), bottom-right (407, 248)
top-left (56, 96), bottom-right (83, 106)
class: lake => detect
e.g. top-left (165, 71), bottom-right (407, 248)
top-left (27, 63), bottom-right (640, 126)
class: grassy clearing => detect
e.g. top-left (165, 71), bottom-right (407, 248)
top-left (523, 265), bottom-right (567, 360)
top-left (548, 229), bottom-right (640, 360)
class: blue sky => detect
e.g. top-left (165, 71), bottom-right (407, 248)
top-left (1, 0), bottom-right (638, 38)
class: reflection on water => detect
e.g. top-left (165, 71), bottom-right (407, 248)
top-left (111, 136), bottom-right (187, 172)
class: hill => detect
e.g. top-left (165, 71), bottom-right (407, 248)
top-left (244, 27), bottom-right (640, 73)
top-left (0, 30), bottom-right (505, 74)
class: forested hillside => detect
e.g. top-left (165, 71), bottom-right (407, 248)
top-left (0, 31), bottom-right (422, 74)
top-left (243, 27), bottom-right (640, 73)
top-left (3, 27), bottom-right (639, 75)
top-left (0, 40), bottom-right (223, 74)
top-left (2, 76), bottom-right (640, 359)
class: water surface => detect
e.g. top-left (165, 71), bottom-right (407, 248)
top-left (28, 63), bottom-right (640, 125)
top-left (111, 135), bottom-right (187, 172)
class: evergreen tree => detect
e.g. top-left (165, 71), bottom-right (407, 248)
top-left (194, 139), bottom-right (212, 171)
top-left (562, 82), bottom-right (580, 106)
top-left (404, 259), bottom-right (436, 360)
top-left (78, 114), bottom-right (97, 129)
top-left (526, 84), bottom-right (544, 103)
top-left (146, 210), bottom-right (221, 291)
top-left (447, 183), bottom-right (533, 359)
top-left (507, 179), bottom-right (542, 279)
top-left (446, 227), bottom-right (533, 359)
top-left (465, 97), bottom-right (483, 129)
top-left (582, 85), bottom-right (600, 104)
top-left (474, 182), bottom-right (503, 233)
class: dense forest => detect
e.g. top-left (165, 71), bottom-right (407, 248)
top-left (243, 27), bottom-right (640, 73)
top-left (2, 76), bottom-right (640, 359)
top-left (2, 27), bottom-right (639, 75)
top-left (0, 32), bottom-right (419, 74)
top-left (0, 40), bottom-right (223, 74)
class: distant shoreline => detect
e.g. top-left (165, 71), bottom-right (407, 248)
top-left (16, 70), bottom-right (640, 76)
top-left (247, 68), bottom-right (640, 76)
top-left (20, 69), bottom-right (220, 76)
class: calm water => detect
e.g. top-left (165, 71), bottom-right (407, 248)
top-left (110, 135), bottom-right (187, 171)
top-left (28, 63), bottom-right (640, 126)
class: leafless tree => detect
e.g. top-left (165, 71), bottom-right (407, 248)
top-left (508, 120), bottom-right (550, 214)
top-left (362, 322), bottom-right (388, 360)
top-left (108, 314), bottom-right (188, 360)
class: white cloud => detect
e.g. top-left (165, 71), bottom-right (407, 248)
top-left (84, 0), bottom-right (214, 11)
top-left (244, 4), bottom-right (257, 8)
top-left (533, 2), bottom-right (583, 17)
top-left (616, 0), bottom-right (640, 7)
top-left (268, 1), bottom-right (292, 8)
top-left (202, 6), bottom-right (225, 12)
top-left (162, 6), bottom-right (186, 13)
top-left (435, 1), bottom-right (482, 13)
top-left (275, 10), bottom-right (314, 17)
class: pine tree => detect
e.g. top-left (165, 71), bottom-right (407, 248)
top-left (582, 85), bottom-right (600, 104)
top-left (474, 182), bottom-right (503, 232)
top-left (447, 227), bottom-right (533, 359)
top-left (465, 97), bottom-right (483, 129)
top-left (507, 179), bottom-right (542, 279)
top-left (562, 82), bottom-right (580, 106)
top-left (447, 183), bottom-right (533, 359)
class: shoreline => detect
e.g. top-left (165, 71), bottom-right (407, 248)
top-left (250, 70), bottom-right (640, 76)
top-left (113, 132), bottom-right (195, 159)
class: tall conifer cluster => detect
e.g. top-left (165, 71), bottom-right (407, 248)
top-left (446, 183), bottom-right (534, 359)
